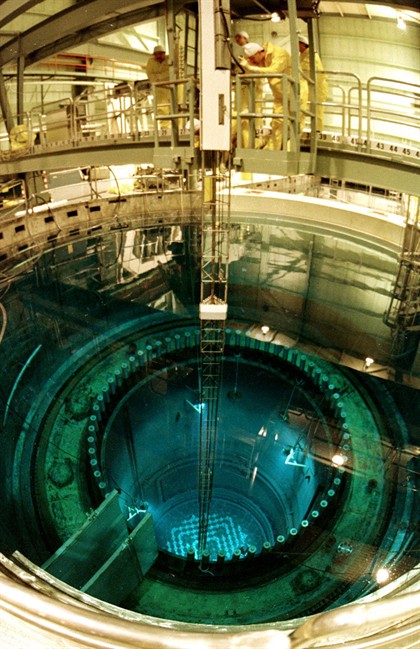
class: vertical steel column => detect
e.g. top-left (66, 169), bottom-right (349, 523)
top-left (166, 0), bottom-right (176, 79)
top-left (307, 19), bottom-right (318, 173)
top-left (0, 68), bottom-right (14, 133)
top-left (165, 0), bottom-right (178, 148)
top-left (287, 0), bottom-right (301, 159)
top-left (17, 54), bottom-right (25, 123)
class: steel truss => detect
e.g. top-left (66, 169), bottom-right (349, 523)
top-left (197, 152), bottom-right (230, 556)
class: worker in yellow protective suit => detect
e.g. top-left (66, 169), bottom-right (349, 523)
top-left (146, 45), bottom-right (170, 129)
top-left (240, 42), bottom-right (291, 150)
top-left (298, 34), bottom-right (329, 132)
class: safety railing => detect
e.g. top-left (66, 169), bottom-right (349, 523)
top-left (23, 78), bottom-right (198, 149)
top-left (151, 77), bottom-right (198, 148)
top-left (319, 73), bottom-right (419, 155)
top-left (38, 52), bottom-right (146, 82)
top-left (0, 167), bottom-right (188, 218)
top-left (320, 71), bottom-right (363, 143)
top-left (235, 72), bottom-right (299, 152)
top-left (0, 73), bottom-right (418, 165)
top-left (366, 77), bottom-right (420, 155)
top-left (299, 67), bottom-right (316, 156)
top-left (308, 181), bottom-right (407, 217)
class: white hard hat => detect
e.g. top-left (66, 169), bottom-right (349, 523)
top-left (298, 34), bottom-right (309, 46)
top-left (243, 42), bottom-right (263, 58)
top-left (186, 119), bottom-right (200, 133)
top-left (236, 31), bottom-right (249, 40)
top-left (153, 45), bottom-right (165, 53)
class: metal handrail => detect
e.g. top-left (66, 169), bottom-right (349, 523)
top-left (150, 77), bottom-right (198, 148)
top-left (322, 70), bottom-right (363, 142)
top-left (38, 51), bottom-right (145, 82)
top-left (323, 85), bottom-right (348, 137)
top-left (367, 77), bottom-right (420, 148)
top-left (0, 72), bottom-right (419, 164)
top-left (235, 72), bottom-right (298, 152)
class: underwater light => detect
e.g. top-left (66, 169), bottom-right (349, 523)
top-left (376, 567), bottom-right (390, 583)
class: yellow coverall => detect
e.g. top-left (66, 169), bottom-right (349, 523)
top-left (243, 42), bottom-right (292, 150)
top-left (145, 55), bottom-right (170, 128)
top-left (300, 48), bottom-right (329, 132)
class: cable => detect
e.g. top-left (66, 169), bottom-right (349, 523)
top-left (219, 5), bottom-right (246, 73)
top-left (28, 192), bottom-right (63, 232)
top-left (106, 165), bottom-right (128, 229)
top-left (86, 167), bottom-right (103, 200)
top-left (0, 275), bottom-right (11, 300)
top-left (0, 253), bottom-right (43, 288)
top-left (3, 344), bottom-right (43, 426)
top-left (107, 165), bottom-right (121, 202)
top-left (0, 302), bottom-right (7, 344)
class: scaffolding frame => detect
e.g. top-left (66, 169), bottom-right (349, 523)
top-left (197, 152), bottom-right (231, 556)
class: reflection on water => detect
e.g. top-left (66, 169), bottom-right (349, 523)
top-left (0, 224), bottom-right (418, 624)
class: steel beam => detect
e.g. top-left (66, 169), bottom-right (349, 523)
top-left (0, 1), bottom-right (42, 29)
top-left (0, 68), bottom-right (14, 133)
top-left (0, 0), bottom-right (163, 68)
